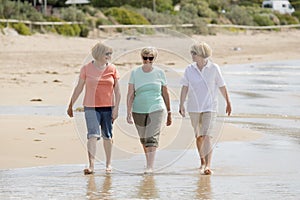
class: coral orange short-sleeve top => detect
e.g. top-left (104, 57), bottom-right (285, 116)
top-left (80, 61), bottom-right (119, 107)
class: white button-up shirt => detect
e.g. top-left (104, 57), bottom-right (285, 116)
top-left (180, 60), bottom-right (226, 113)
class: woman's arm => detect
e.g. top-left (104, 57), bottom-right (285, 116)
top-left (162, 85), bottom-right (172, 126)
top-left (126, 83), bottom-right (135, 124)
top-left (112, 79), bottom-right (121, 123)
top-left (179, 86), bottom-right (188, 117)
top-left (219, 86), bottom-right (232, 116)
top-left (67, 78), bottom-right (85, 117)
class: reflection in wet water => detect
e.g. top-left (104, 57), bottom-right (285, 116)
top-left (195, 176), bottom-right (211, 199)
top-left (86, 174), bottom-right (112, 200)
top-left (136, 175), bottom-right (159, 199)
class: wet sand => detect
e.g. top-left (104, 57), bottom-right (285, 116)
top-left (1, 136), bottom-right (299, 199)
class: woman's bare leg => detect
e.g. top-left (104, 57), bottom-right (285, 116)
top-left (85, 137), bottom-right (97, 174)
top-left (103, 139), bottom-right (113, 172)
top-left (203, 136), bottom-right (213, 175)
top-left (196, 136), bottom-right (206, 170)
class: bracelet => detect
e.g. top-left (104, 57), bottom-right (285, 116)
top-left (167, 111), bottom-right (171, 114)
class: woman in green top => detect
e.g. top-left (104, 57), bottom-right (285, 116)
top-left (127, 47), bottom-right (172, 174)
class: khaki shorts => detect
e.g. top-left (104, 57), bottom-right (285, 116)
top-left (189, 112), bottom-right (217, 138)
top-left (132, 110), bottom-right (164, 147)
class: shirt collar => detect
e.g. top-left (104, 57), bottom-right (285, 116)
top-left (191, 60), bottom-right (211, 70)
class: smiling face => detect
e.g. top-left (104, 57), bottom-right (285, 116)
top-left (140, 47), bottom-right (157, 65)
top-left (142, 53), bottom-right (155, 64)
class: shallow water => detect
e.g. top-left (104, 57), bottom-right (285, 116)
top-left (222, 60), bottom-right (300, 141)
top-left (1, 137), bottom-right (300, 200)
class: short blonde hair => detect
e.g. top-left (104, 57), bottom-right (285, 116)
top-left (91, 42), bottom-right (112, 60)
top-left (140, 46), bottom-right (158, 58)
top-left (191, 41), bottom-right (212, 59)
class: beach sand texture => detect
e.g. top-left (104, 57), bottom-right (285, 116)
top-left (0, 29), bottom-right (300, 199)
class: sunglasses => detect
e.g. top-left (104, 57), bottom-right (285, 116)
top-left (190, 51), bottom-right (197, 56)
top-left (142, 56), bottom-right (154, 61)
top-left (105, 52), bottom-right (113, 56)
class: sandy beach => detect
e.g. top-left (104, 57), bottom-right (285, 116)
top-left (0, 29), bottom-right (300, 170)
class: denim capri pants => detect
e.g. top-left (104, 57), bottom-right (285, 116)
top-left (84, 107), bottom-right (113, 140)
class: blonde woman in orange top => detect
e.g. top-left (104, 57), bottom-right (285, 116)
top-left (67, 42), bottom-right (121, 175)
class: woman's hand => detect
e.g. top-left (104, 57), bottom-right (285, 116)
top-left (226, 102), bottom-right (232, 116)
top-left (179, 104), bottom-right (186, 117)
top-left (127, 112), bottom-right (133, 124)
top-left (112, 108), bottom-right (119, 123)
top-left (166, 112), bottom-right (172, 126)
top-left (67, 106), bottom-right (73, 118)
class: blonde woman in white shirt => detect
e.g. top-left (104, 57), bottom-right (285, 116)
top-left (179, 41), bottom-right (232, 175)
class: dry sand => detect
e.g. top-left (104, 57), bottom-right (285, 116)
top-left (0, 29), bottom-right (299, 169)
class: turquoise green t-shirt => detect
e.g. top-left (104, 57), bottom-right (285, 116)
top-left (129, 66), bottom-right (167, 113)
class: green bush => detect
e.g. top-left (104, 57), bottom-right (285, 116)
top-left (43, 26), bottom-right (58, 34)
top-left (137, 7), bottom-right (183, 25)
top-left (193, 18), bottom-right (211, 35)
top-left (181, 0), bottom-right (217, 18)
top-left (72, 24), bottom-right (81, 36)
top-left (96, 18), bottom-right (113, 27)
top-left (293, 11), bottom-right (300, 22)
top-left (19, 2), bottom-right (44, 21)
top-left (56, 24), bottom-right (76, 36)
top-left (60, 7), bottom-right (86, 22)
top-left (0, 23), bottom-right (4, 34)
top-left (45, 16), bottom-right (63, 22)
top-left (80, 5), bottom-right (98, 17)
top-left (79, 24), bottom-right (89, 37)
top-left (275, 12), bottom-right (300, 25)
top-left (253, 14), bottom-right (275, 26)
top-left (12, 23), bottom-right (31, 35)
top-left (104, 7), bottom-right (150, 25)
top-left (208, 0), bottom-right (230, 13)
top-left (179, 4), bottom-right (198, 22)
top-left (0, 0), bottom-right (18, 19)
top-left (0, 0), bottom-right (44, 21)
top-left (225, 5), bottom-right (254, 25)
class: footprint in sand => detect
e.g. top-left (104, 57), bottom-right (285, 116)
top-left (30, 98), bottom-right (42, 102)
top-left (35, 155), bottom-right (47, 159)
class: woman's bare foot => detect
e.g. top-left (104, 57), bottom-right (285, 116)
top-left (199, 165), bottom-right (205, 174)
top-left (83, 168), bottom-right (94, 175)
top-left (204, 167), bottom-right (213, 175)
top-left (144, 168), bottom-right (153, 174)
top-left (106, 166), bottom-right (112, 173)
